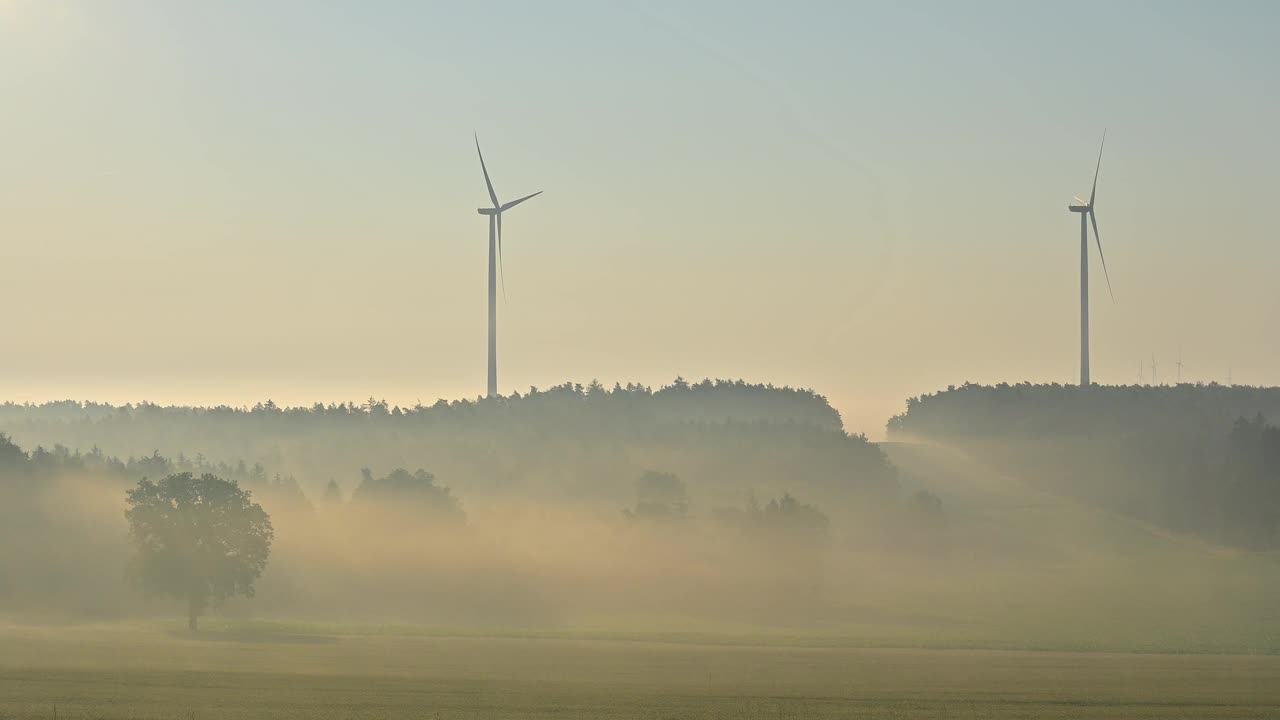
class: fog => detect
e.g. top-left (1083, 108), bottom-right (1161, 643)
top-left (1, 381), bottom-right (1274, 655)
top-left (1, 463), bottom-right (900, 629)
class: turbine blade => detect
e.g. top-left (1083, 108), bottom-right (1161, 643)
top-left (1089, 129), bottom-right (1106, 208)
top-left (1090, 209), bottom-right (1114, 302)
top-left (497, 212), bottom-right (507, 304)
top-left (475, 134), bottom-right (500, 209)
top-left (500, 190), bottom-right (542, 212)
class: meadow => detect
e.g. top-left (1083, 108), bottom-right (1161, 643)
top-left (3, 621), bottom-right (1280, 720)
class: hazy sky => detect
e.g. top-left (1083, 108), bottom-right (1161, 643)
top-left (2, 0), bottom-right (1277, 436)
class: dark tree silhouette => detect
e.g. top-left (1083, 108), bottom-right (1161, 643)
top-left (124, 472), bottom-right (274, 632)
top-left (352, 468), bottom-right (463, 521)
top-left (625, 470), bottom-right (689, 522)
top-left (0, 433), bottom-right (26, 472)
top-left (754, 493), bottom-right (830, 539)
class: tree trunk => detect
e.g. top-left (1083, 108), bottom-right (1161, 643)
top-left (188, 596), bottom-right (199, 633)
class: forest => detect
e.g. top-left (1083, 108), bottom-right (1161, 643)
top-left (0, 379), bottom-right (941, 627)
top-left (0, 379), bottom-right (857, 503)
top-left (888, 382), bottom-right (1280, 548)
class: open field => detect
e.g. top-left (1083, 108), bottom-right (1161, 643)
top-left (2, 622), bottom-right (1280, 719)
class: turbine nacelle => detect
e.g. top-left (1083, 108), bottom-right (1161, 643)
top-left (478, 192), bottom-right (543, 216)
top-left (475, 134), bottom-right (543, 306)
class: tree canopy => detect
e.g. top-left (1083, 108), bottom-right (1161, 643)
top-left (124, 472), bottom-right (274, 631)
top-left (625, 470), bottom-right (690, 523)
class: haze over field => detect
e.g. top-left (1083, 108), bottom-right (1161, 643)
top-left (2, 384), bottom-right (1277, 656)
top-left (2, 1), bottom-right (1279, 435)
top-left (4, 385), bottom-right (1280, 717)
top-left (3, 1), bottom-right (1280, 717)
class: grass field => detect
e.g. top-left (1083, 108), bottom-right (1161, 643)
top-left (2, 622), bottom-right (1280, 719)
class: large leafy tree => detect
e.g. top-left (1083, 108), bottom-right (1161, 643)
top-left (124, 472), bottom-right (273, 632)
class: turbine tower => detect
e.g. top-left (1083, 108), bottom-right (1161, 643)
top-left (1067, 132), bottom-right (1113, 386)
top-left (475, 135), bottom-right (542, 399)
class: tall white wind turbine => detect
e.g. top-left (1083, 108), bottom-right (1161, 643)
top-left (475, 135), bottom-right (542, 399)
top-left (1067, 132), bottom-right (1114, 386)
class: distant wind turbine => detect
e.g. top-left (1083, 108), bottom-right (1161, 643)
top-left (1176, 351), bottom-right (1184, 384)
top-left (474, 135), bottom-right (542, 399)
top-left (1151, 354), bottom-right (1158, 386)
top-left (1067, 131), bottom-right (1114, 387)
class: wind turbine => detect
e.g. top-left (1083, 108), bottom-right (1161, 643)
top-left (1067, 131), bottom-right (1113, 387)
top-left (474, 135), bottom-right (542, 399)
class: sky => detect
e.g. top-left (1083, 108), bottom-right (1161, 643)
top-left (1, 0), bottom-right (1278, 437)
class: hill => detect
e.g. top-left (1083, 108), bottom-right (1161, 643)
top-left (0, 378), bottom-right (868, 506)
top-left (887, 383), bottom-right (1280, 549)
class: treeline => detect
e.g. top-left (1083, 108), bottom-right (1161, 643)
top-left (0, 430), bottom-right (944, 624)
top-left (887, 382), bottom-right (1280, 439)
top-left (0, 434), bottom-right (467, 617)
top-left (0, 433), bottom-right (465, 519)
top-left (0, 381), bottom-right (924, 624)
top-left (888, 383), bottom-right (1280, 548)
top-left (0, 377), bottom-right (842, 434)
top-left (0, 379), bottom-right (883, 510)
top-left (0, 437), bottom-right (312, 513)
